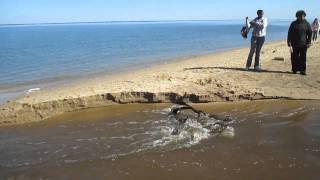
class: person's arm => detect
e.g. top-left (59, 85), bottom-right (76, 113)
top-left (255, 18), bottom-right (267, 30)
top-left (306, 22), bottom-right (312, 47)
top-left (246, 17), bottom-right (252, 29)
top-left (311, 22), bottom-right (315, 31)
top-left (249, 18), bottom-right (257, 27)
top-left (287, 23), bottom-right (293, 47)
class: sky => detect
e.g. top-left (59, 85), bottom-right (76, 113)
top-left (1, 0), bottom-right (319, 24)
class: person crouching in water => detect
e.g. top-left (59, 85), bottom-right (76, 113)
top-left (311, 18), bottom-right (319, 41)
top-left (245, 10), bottom-right (268, 71)
top-left (287, 10), bottom-right (312, 75)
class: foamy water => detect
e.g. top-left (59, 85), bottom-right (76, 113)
top-left (0, 105), bottom-right (234, 170)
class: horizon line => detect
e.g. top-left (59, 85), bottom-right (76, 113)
top-left (0, 19), bottom-right (292, 26)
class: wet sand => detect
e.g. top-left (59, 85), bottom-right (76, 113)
top-left (1, 100), bottom-right (320, 180)
top-left (1, 41), bottom-right (320, 125)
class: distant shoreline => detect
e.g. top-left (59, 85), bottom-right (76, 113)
top-left (0, 19), bottom-right (292, 27)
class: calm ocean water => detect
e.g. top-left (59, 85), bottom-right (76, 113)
top-left (0, 20), bottom-right (290, 102)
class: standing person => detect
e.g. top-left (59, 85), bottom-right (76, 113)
top-left (245, 10), bottom-right (268, 71)
top-left (311, 18), bottom-right (319, 41)
top-left (287, 10), bottom-right (312, 75)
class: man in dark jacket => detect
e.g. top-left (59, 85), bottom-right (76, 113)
top-left (287, 10), bottom-right (312, 75)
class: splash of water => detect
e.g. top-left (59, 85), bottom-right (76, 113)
top-left (144, 105), bottom-right (235, 150)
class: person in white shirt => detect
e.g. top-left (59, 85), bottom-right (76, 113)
top-left (311, 18), bottom-right (319, 41)
top-left (245, 10), bottom-right (268, 71)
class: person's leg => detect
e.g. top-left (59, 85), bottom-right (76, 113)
top-left (313, 31), bottom-right (317, 41)
top-left (296, 47), bottom-right (303, 72)
top-left (246, 37), bottom-right (257, 68)
top-left (254, 36), bottom-right (265, 69)
top-left (311, 31), bottom-right (314, 41)
top-left (300, 46), bottom-right (307, 75)
top-left (312, 31), bottom-right (315, 41)
top-left (291, 47), bottom-right (299, 73)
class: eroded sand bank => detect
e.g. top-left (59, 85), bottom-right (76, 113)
top-left (1, 41), bottom-right (320, 125)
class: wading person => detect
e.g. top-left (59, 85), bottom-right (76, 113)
top-left (311, 18), bottom-right (319, 41)
top-left (287, 10), bottom-right (312, 75)
top-left (245, 10), bottom-right (268, 71)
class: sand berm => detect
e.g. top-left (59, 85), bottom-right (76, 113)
top-left (1, 41), bottom-right (320, 126)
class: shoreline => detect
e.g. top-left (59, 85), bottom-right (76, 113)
top-left (0, 39), bottom-right (285, 104)
top-left (1, 40), bottom-right (320, 126)
top-left (0, 40), bottom-right (248, 105)
top-left (0, 41), bottom-right (249, 105)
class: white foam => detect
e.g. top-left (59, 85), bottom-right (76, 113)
top-left (25, 88), bottom-right (40, 94)
top-left (220, 127), bottom-right (235, 138)
top-left (148, 117), bottom-right (227, 149)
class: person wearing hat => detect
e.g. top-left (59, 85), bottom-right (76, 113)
top-left (287, 10), bottom-right (312, 75)
top-left (245, 10), bottom-right (268, 71)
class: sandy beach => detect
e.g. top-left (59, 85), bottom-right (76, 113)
top-left (1, 40), bottom-right (320, 125)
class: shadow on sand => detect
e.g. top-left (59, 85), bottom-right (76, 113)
top-left (184, 66), bottom-right (293, 74)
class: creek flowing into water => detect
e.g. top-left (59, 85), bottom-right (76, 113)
top-left (1, 100), bottom-right (320, 180)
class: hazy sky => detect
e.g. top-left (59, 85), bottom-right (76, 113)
top-left (1, 0), bottom-right (319, 24)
